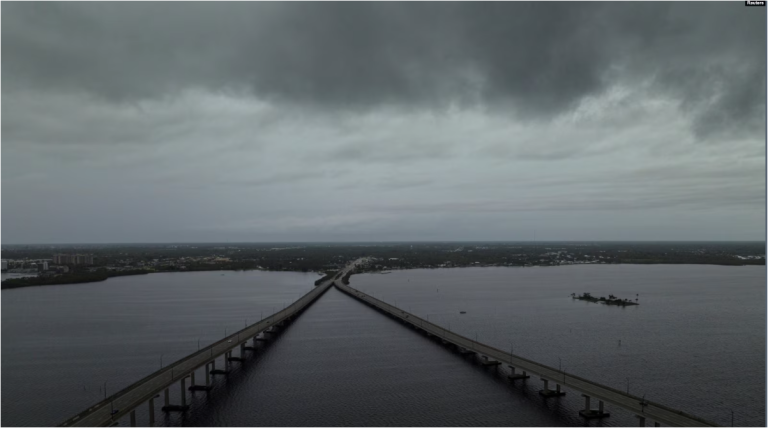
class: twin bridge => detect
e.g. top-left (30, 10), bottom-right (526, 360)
top-left (60, 261), bottom-right (718, 428)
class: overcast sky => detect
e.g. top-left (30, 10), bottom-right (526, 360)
top-left (2, 2), bottom-right (765, 244)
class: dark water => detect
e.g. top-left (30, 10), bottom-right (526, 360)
top-left (352, 265), bottom-right (767, 427)
top-left (2, 265), bottom-right (764, 426)
top-left (1, 270), bottom-right (317, 427)
top-left (161, 287), bottom-right (573, 427)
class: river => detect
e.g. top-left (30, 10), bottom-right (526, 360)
top-left (1, 265), bottom-right (764, 426)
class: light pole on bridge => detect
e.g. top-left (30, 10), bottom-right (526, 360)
top-left (103, 381), bottom-right (107, 400)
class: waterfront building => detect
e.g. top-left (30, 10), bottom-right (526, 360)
top-left (53, 254), bottom-right (95, 265)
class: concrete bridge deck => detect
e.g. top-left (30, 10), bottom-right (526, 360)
top-left (59, 260), bottom-right (363, 427)
top-left (334, 281), bottom-right (718, 427)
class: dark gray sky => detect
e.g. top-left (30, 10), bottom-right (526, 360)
top-left (2, 2), bottom-right (765, 243)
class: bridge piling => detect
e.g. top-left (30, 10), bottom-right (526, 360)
top-left (162, 380), bottom-right (190, 412)
top-left (539, 378), bottom-right (565, 398)
top-left (205, 363), bottom-right (210, 385)
top-left (190, 371), bottom-right (195, 387)
top-left (636, 415), bottom-right (646, 426)
top-left (148, 398), bottom-right (155, 426)
top-left (508, 366), bottom-right (530, 381)
top-left (129, 410), bottom-right (136, 427)
top-left (578, 394), bottom-right (610, 419)
top-left (180, 378), bottom-right (187, 407)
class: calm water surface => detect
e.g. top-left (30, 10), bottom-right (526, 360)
top-left (2, 270), bottom-right (318, 426)
top-left (2, 265), bottom-right (764, 426)
top-left (162, 287), bottom-right (574, 427)
top-left (353, 265), bottom-right (766, 427)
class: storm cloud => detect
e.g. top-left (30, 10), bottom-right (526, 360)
top-left (1, 2), bottom-right (765, 243)
top-left (4, 3), bottom-right (765, 131)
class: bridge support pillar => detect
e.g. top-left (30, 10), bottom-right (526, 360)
top-left (636, 415), bottom-right (646, 426)
top-left (149, 397), bottom-right (155, 426)
top-left (539, 378), bottom-right (565, 398)
top-left (190, 370), bottom-right (196, 387)
top-left (578, 394), bottom-right (610, 419)
top-left (241, 342), bottom-right (246, 357)
top-left (508, 366), bottom-right (530, 381)
top-left (130, 410), bottom-right (136, 427)
top-left (180, 377), bottom-right (187, 407)
top-left (162, 381), bottom-right (190, 412)
top-left (205, 363), bottom-right (211, 385)
top-left (654, 423), bottom-right (660, 427)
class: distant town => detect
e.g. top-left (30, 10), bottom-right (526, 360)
top-left (1, 241), bottom-right (764, 289)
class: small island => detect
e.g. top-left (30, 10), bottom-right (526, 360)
top-left (572, 292), bottom-right (639, 306)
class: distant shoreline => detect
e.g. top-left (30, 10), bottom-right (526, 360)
top-left (2, 261), bottom-right (761, 291)
top-left (0, 267), bottom-right (325, 290)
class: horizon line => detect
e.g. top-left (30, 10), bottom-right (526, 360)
top-left (2, 239), bottom-right (765, 246)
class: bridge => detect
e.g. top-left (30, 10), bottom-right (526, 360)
top-left (59, 260), bottom-right (363, 427)
top-left (59, 258), bottom-right (718, 427)
top-left (335, 280), bottom-right (718, 427)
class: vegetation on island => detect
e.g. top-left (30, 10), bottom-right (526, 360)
top-left (572, 292), bottom-right (639, 306)
top-left (341, 270), bottom-right (353, 285)
top-left (1, 269), bottom-right (151, 289)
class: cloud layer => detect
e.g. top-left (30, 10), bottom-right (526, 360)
top-left (2, 3), bottom-right (765, 243)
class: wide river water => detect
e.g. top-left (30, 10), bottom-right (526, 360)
top-left (1, 265), bottom-right (764, 426)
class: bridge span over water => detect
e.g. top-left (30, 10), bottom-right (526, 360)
top-left (59, 261), bottom-right (360, 428)
top-left (335, 281), bottom-right (718, 427)
top-left (60, 258), bottom-right (717, 427)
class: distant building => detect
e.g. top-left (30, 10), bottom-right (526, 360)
top-left (53, 254), bottom-right (94, 266)
top-left (53, 254), bottom-right (71, 264)
top-left (75, 254), bottom-right (92, 265)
